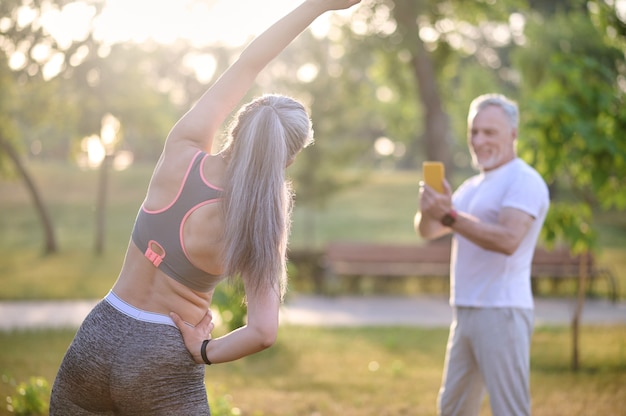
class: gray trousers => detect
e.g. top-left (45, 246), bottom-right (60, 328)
top-left (437, 307), bottom-right (534, 416)
top-left (50, 293), bottom-right (210, 415)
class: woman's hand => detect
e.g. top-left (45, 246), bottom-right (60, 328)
top-left (170, 309), bottom-right (215, 364)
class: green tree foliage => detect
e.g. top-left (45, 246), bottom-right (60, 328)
top-left (61, 42), bottom-right (187, 162)
top-left (513, 8), bottom-right (626, 252)
top-left (339, 0), bottom-right (531, 171)
top-left (512, 4), bottom-right (626, 370)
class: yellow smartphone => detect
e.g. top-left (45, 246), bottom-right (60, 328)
top-left (423, 161), bottom-right (445, 193)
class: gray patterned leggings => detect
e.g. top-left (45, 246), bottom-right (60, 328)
top-left (50, 293), bottom-right (211, 415)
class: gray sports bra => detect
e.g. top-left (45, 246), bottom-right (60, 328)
top-left (131, 150), bottom-right (222, 292)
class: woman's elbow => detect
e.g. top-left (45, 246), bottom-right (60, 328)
top-left (259, 332), bottom-right (277, 349)
top-left (252, 322), bottom-right (278, 350)
top-left (254, 331), bottom-right (277, 352)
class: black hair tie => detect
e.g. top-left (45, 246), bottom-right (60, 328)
top-left (201, 339), bottom-right (212, 365)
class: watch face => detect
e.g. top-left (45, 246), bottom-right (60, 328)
top-left (441, 214), bottom-right (455, 226)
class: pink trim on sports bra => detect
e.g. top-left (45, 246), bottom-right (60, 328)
top-left (179, 199), bottom-right (221, 264)
top-left (142, 151), bottom-right (203, 215)
top-left (145, 240), bottom-right (166, 267)
top-left (199, 153), bottom-right (224, 192)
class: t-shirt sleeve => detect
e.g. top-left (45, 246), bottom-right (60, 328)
top-left (502, 170), bottom-right (549, 219)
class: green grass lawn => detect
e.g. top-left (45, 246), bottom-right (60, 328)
top-left (1, 325), bottom-right (625, 416)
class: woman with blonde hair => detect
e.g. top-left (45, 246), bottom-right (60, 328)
top-left (50, 1), bottom-right (361, 414)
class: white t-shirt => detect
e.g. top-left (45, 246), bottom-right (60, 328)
top-left (450, 158), bottom-right (550, 309)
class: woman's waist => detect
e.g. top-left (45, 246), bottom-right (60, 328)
top-left (103, 291), bottom-right (181, 327)
top-left (112, 270), bottom-right (213, 326)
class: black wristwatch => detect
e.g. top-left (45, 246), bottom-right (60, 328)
top-left (440, 209), bottom-right (458, 227)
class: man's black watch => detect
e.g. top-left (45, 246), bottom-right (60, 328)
top-left (440, 209), bottom-right (458, 227)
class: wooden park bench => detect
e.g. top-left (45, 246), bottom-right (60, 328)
top-left (321, 241), bottom-right (618, 302)
top-left (530, 246), bottom-right (618, 303)
top-left (321, 241), bottom-right (451, 294)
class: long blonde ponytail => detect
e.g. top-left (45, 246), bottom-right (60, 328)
top-left (220, 94), bottom-right (313, 300)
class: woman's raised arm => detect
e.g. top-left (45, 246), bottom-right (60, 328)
top-left (167, 0), bottom-right (361, 151)
top-left (168, 0), bottom-right (360, 151)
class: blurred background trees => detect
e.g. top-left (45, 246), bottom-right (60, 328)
top-left (1, 0), bottom-right (625, 254)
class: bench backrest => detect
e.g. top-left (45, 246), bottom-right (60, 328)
top-left (325, 242), bottom-right (594, 279)
top-left (531, 247), bottom-right (593, 278)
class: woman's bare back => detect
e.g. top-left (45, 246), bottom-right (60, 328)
top-left (112, 148), bottom-right (228, 326)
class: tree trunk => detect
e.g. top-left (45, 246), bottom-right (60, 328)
top-left (392, 0), bottom-right (453, 172)
top-left (0, 136), bottom-right (57, 254)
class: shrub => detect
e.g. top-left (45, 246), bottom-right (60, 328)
top-left (212, 279), bottom-right (248, 331)
top-left (5, 376), bottom-right (49, 416)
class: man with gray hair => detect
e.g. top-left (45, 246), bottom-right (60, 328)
top-left (414, 93), bottom-right (550, 415)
